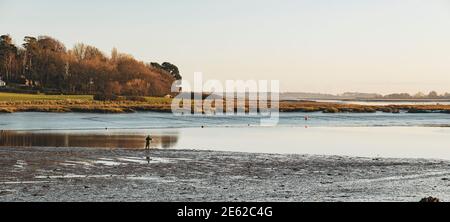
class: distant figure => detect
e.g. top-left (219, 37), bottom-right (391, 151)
top-left (304, 115), bottom-right (309, 121)
top-left (145, 135), bottom-right (152, 150)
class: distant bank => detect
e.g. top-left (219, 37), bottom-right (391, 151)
top-left (1, 92), bottom-right (450, 114)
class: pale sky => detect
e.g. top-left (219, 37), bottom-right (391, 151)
top-left (1, 0), bottom-right (450, 94)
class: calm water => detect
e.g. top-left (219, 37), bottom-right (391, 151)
top-left (313, 99), bottom-right (450, 106)
top-left (1, 112), bottom-right (450, 130)
top-left (1, 112), bottom-right (450, 159)
top-left (0, 130), bottom-right (178, 149)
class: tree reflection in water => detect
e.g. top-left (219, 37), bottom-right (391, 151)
top-left (0, 131), bottom-right (179, 149)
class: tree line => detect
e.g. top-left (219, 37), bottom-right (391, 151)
top-left (0, 34), bottom-right (181, 97)
top-left (377, 91), bottom-right (450, 99)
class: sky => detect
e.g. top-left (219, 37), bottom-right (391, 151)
top-left (1, 0), bottom-right (450, 94)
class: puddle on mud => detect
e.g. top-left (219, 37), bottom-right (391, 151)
top-left (52, 155), bottom-right (175, 170)
top-left (0, 181), bottom-right (51, 185)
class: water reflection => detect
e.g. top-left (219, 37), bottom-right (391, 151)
top-left (0, 131), bottom-right (179, 149)
top-left (145, 149), bottom-right (151, 164)
top-left (2, 127), bottom-right (450, 160)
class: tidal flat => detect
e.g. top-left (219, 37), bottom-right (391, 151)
top-left (1, 146), bottom-right (449, 202)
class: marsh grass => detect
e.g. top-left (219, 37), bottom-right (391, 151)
top-left (0, 92), bottom-right (93, 101)
top-left (1, 92), bottom-right (450, 114)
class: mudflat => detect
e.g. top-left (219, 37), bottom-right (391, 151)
top-left (1, 146), bottom-right (449, 202)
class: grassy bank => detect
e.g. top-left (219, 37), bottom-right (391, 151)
top-left (0, 92), bottom-right (173, 113)
top-left (278, 101), bottom-right (450, 113)
top-left (0, 92), bottom-right (94, 101)
top-left (1, 92), bottom-right (450, 114)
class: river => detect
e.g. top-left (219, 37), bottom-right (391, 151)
top-left (1, 112), bottom-right (450, 160)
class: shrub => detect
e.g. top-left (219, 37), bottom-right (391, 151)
top-left (323, 107), bottom-right (339, 113)
top-left (300, 107), bottom-right (320, 112)
top-left (363, 107), bottom-right (376, 113)
top-left (123, 96), bottom-right (147, 102)
top-left (419, 196), bottom-right (440, 202)
top-left (93, 93), bottom-right (118, 101)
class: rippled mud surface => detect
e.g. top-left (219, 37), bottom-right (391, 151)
top-left (1, 147), bottom-right (450, 202)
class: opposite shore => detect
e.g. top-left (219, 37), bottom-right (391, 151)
top-left (2, 92), bottom-right (450, 114)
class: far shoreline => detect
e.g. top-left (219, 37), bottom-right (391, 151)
top-left (2, 92), bottom-right (450, 114)
top-left (2, 100), bottom-right (450, 114)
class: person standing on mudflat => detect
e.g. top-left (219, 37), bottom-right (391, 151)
top-left (145, 135), bottom-right (152, 150)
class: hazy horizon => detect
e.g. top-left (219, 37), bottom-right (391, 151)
top-left (1, 0), bottom-right (450, 94)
